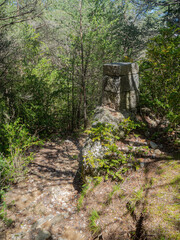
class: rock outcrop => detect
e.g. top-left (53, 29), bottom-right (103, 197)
top-left (82, 62), bottom-right (139, 177)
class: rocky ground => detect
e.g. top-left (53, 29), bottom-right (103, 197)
top-left (0, 133), bottom-right (179, 240)
top-left (1, 136), bottom-right (87, 240)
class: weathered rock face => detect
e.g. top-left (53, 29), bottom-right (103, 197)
top-left (92, 106), bottom-right (128, 129)
top-left (102, 62), bottom-right (139, 111)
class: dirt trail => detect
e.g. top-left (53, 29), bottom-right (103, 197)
top-left (1, 134), bottom-right (179, 240)
top-left (3, 137), bottom-right (86, 240)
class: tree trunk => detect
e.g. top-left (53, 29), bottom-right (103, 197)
top-left (79, 0), bottom-right (87, 129)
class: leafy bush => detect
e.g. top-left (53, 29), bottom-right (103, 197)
top-left (140, 26), bottom-right (180, 128)
top-left (118, 117), bottom-right (141, 137)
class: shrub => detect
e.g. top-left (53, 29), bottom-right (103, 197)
top-left (140, 26), bottom-right (180, 128)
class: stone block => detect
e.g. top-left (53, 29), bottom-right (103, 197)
top-left (120, 74), bottom-right (139, 92)
top-left (103, 76), bottom-right (120, 93)
top-left (102, 62), bottom-right (139, 111)
top-left (103, 62), bottom-right (139, 77)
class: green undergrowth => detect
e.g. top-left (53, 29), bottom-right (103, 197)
top-left (146, 160), bottom-right (180, 239)
top-left (0, 119), bottom-right (42, 224)
top-left (78, 118), bottom-right (180, 239)
top-left (84, 119), bottom-right (146, 182)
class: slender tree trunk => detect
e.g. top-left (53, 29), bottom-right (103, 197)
top-left (71, 58), bottom-right (75, 131)
top-left (79, 0), bottom-right (87, 129)
top-left (77, 90), bottom-right (82, 129)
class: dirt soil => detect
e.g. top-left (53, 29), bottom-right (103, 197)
top-left (1, 134), bottom-right (180, 240)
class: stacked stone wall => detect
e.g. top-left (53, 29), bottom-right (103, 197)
top-left (102, 62), bottom-right (139, 111)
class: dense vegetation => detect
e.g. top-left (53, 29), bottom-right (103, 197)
top-left (0, 0), bottom-right (179, 219)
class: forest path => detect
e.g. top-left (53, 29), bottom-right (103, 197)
top-left (3, 136), bottom-right (86, 240)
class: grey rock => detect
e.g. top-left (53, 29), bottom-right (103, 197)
top-left (92, 106), bottom-right (126, 130)
top-left (150, 141), bottom-right (158, 149)
top-left (50, 214), bottom-right (64, 225)
top-left (103, 62), bottom-right (139, 76)
top-left (104, 76), bottom-right (121, 93)
top-left (82, 139), bottom-right (107, 176)
top-left (102, 62), bottom-right (139, 111)
top-left (120, 74), bottom-right (139, 92)
top-left (35, 229), bottom-right (51, 240)
top-left (155, 149), bottom-right (161, 155)
top-left (32, 215), bottom-right (54, 230)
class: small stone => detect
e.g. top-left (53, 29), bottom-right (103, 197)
top-left (35, 229), bottom-right (51, 240)
top-left (155, 149), bottom-right (161, 155)
top-left (150, 141), bottom-right (158, 149)
top-left (50, 214), bottom-right (64, 225)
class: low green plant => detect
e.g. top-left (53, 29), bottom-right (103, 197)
top-left (0, 199), bottom-right (13, 227)
top-left (86, 122), bottom-right (119, 143)
top-left (106, 184), bottom-right (121, 205)
top-left (77, 180), bottom-right (91, 211)
top-left (89, 209), bottom-right (101, 235)
top-left (132, 188), bottom-right (144, 203)
top-left (132, 146), bottom-right (150, 156)
top-left (127, 188), bottom-right (144, 213)
top-left (93, 176), bottom-right (103, 188)
top-left (119, 118), bottom-right (141, 137)
top-left (77, 177), bottom-right (103, 211)
top-left (84, 143), bottom-right (128, 181)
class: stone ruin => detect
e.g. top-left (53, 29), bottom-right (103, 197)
top-left (82, 62), bottom-right (139, 176)
top-left (102, 62), bottom-right (139, 111)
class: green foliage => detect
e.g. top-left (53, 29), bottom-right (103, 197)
top-left (84, 122), bottom-right (141, 181)
top-left (0, 119), bottom-right (41, 225)
top-left (77, 176), bottom-right (103, 211)
top-left (119, 117), bottom-right (141, 137)
top-left (86, 122), bottom-right (119, 143)
top-left (77, 180), bottom-right (91, 211)
top-left (89, 209), bottom-right (101, 235)
top-left (106, 184), bottom-right (121, 205)
top-left (127, 188), bottom-right (144, 213)
top-left (140, 26), bottom-right (180, 128)
top-left (0, 193), bottom-right (13, 227)
top-left (0, 119), bottom-right (41, 186)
